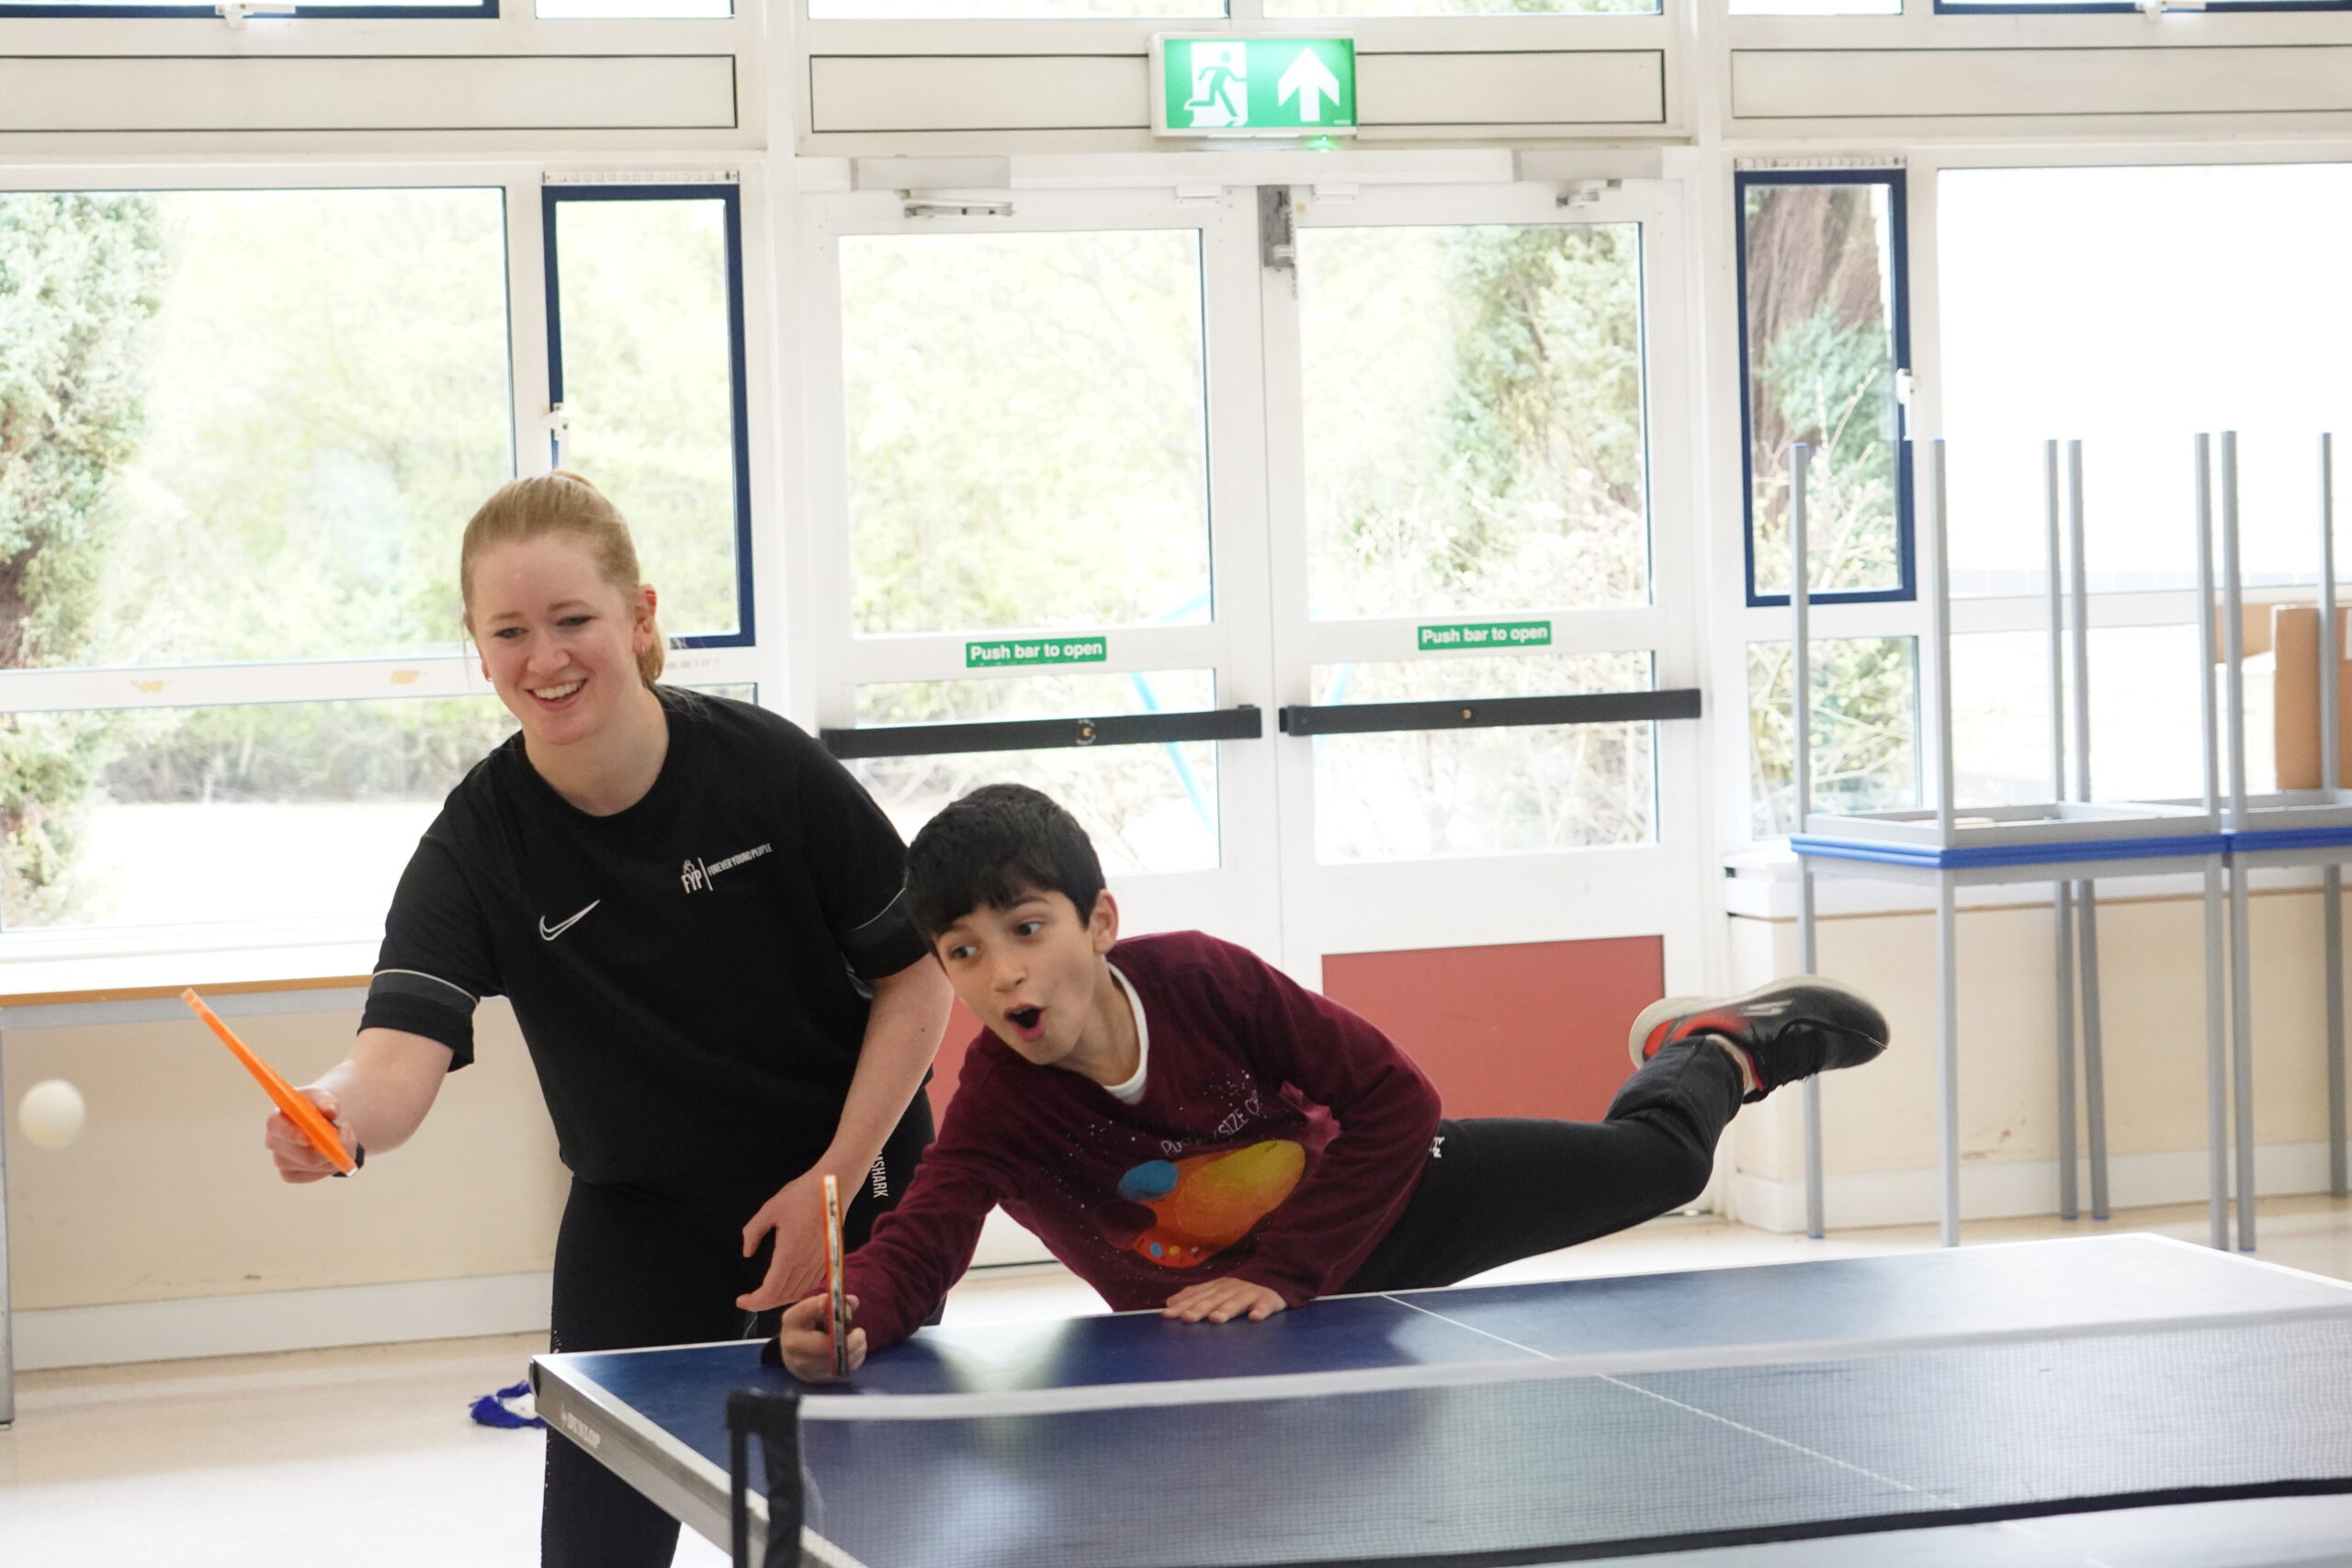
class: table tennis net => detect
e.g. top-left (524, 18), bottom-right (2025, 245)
top-left (736, 1312), bottom-right (2352, 1568)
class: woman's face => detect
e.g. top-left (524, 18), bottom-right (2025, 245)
top-left (469, 534), bottom-right (657, 750)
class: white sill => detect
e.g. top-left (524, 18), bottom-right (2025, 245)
top-left (0, 917), bottom-right (383, 1006)
top-left (1722, 844), bottom-right (2328, 920)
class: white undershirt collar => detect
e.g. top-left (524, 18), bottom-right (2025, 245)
top-left (1101, 961), bottom-right (1150, 1104)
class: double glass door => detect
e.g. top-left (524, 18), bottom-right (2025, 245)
top-left (795, 177), bottom-right (1706, 1024)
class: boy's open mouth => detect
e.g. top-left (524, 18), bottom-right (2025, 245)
top-left (1006, 1005), bottom-right (1045, 1041)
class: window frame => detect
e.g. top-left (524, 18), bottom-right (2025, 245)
top-left (1734, 164), bottom-right (1917, 611)
top-left (1932, 0), bottom-right (2351, 16)
top-left (542, 180), bottom-right (758, 652)
top-left (0, 161), bottom-right (771, 939)
top-left (0, 164), bottom-right (768, 716)
top-left (1722, 146), bottom-right (2352, 863)
top-left (0, 0), bottom-right (494, 16)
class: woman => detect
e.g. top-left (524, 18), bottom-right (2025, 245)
top-left (265, 472), bottom-right (951, 1567)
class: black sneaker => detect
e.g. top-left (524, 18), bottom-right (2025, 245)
top-left (1627, 977), bottom-right (1889, 1103)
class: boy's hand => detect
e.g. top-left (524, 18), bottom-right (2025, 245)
top-left (1162, 1279), bottom-right (1287, 1324)
top-left (775, 1292), bottom-right (865, 1382)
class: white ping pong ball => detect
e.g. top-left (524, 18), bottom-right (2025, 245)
top-left (17, 1078), bottom-right (86, 1150)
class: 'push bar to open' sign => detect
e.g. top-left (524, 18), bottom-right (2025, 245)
top-left (1152, 36), bottom-right (1358, 139)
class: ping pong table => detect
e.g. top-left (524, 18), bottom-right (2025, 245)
top-left (532, 1233), bottom-right (2352, 1568)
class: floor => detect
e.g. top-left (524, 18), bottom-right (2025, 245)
top-left (6, 1195), bottom-right (2351, 1567)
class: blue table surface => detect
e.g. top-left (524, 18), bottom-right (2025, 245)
top-left (537, 1234), bottom-right (2352, 1568)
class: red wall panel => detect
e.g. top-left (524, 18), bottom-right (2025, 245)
top-left (1322, 937), bottom-right (1666, 1122)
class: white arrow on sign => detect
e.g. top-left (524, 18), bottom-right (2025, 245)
top-left (1277, 47), bottom-right (1340, 124)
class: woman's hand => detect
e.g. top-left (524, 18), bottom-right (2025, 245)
top-left (774, 1292), bottom-right (865, 1383)
top-left (738, 1168), bottom-right (840, 1312)
top-left (265, 1088), bottom-right (357, 1184)
top-left (262, 1029), bottom-right (451, 1186)
top-left (1162, 1278), bottom-right (1288, 1324)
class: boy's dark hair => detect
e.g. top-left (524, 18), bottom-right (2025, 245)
top-left (906, 784), bottom-right (1106, 942)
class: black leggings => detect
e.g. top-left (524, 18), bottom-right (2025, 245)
top-left (541, 1100), bottom-right (933, 1568)
top-left (1343, 1035), bottom-right (1744, 1293)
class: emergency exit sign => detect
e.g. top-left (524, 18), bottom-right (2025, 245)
top-left (1152, 36), bottom-right (1358, 139)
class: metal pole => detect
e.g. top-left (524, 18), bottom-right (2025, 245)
top-left (1928, 439), bottom-right (1962, 1246)
top-left (0, 1022), bottom-right (12, 1428)
top-left (1792, 444), bottom-right (1826, 1241)
top-left (2196, 433), bottom-right (2230, 1251)
top-left (2223, 429), bottom-right (2258, 1249)
top-left (1930, 440), bottom-right (1958, 834)
top-left (2321, 433), bottom-right (2346, 1199)
top-left (2204, 859), bottom-right (2231, 1251)
top-left (2066, 441), bottom-right (2110, 1222)
top-left (2046, 439), bottom-right (2079, 1222)
top-left (1939, 875), bottom-right (1962, 1249)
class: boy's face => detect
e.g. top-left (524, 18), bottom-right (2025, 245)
top-left (932, 885), bottom-right (1118, 1070)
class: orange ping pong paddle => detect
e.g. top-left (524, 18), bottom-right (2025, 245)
top-left (183, 988), bottom-right (357, 1177)
top-left (824, 1173), bottom-right (850, 1376)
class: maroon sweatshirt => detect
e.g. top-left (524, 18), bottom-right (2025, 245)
top-left (844, 930), bottom-right (1444, 1351)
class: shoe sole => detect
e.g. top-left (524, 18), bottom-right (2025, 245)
top-left (1626, 975), bottom-right (1882, 1069)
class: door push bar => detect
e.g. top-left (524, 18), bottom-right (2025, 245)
top-left (820, 705), bottom-right (1263, 761)
top-left (820, 688), bottom-right (1701, 760)
top-left (1277, 688), bottom-right (1702, 738)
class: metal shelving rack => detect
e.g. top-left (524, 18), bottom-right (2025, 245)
top-left (1784, 438), bottom-right (2231, 1250)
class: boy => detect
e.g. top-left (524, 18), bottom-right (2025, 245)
top-left (773, 784), bottom-right (1887, 1376)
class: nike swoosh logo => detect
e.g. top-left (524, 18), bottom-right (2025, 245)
top-left (538, 901), bottom-right (600, 942)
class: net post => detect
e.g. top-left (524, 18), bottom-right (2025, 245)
top-left (728, 1387), bottom-right (805, 1568)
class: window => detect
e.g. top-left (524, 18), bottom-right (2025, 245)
top-left (1737, 170), bottom-right (1912, 605)
top-left (1950, 626), bottom-right (2208, 807)
top-left (1747, 637), bottom-right (1918, 835)
top-left (1271, 0), bottom-right (1657, 15)
top-left (848, 671), bottom-right (1220, 874)
top-left (4, 186), bottom-right (513, 672)
top-left (0, 184), bottom-right (525, 931)
top-left (1730, 0), bottom-right (1898, 14)
top-left (809, 0), bottom-right (1217, 18)
top-left (4, 697), bottom-right (514, 930)
top-left (538, 0), bottom-right (723, 12)
top-left (840, 229), bottom-right (1213, 637)
top-left (1937, 0), bottom-right (2343, 15)
top-left (0, 180), bottom-right (757, 933)
top-left (1300, 221), bottom-right (1650, 619)
top-left (1940, 164), bottom-right (2352, 596)
top-left (546, 185), bottom-right (752, 645)
top-left (1310, 652), bottom-right (1657, 863)
top-left (0, 0), bottom-right (492, 15)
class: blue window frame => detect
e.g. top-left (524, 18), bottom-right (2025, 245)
top-left (1736, 167), bottom-right (1914, 608)
top-left (543, 183), bottom-right (755, 649)
top-left (1937, 0), bottom-right (2345, 14)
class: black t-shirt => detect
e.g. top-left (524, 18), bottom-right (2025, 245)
top-left (360, 688), bottom-right (929, 1212)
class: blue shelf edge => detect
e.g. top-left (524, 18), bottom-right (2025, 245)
top-left (2222, 825), bottom-right (2352, 853)
top-left (1793, 824), bottom-right (2352, 870)
top-left (1791, 833), bottom-right (2232, 870)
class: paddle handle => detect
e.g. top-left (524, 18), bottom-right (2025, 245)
top-left (183, 988), bottom-right (357, 1176)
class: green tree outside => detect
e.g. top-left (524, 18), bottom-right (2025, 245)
top-left (0, 193), bottom-right (164, 925)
